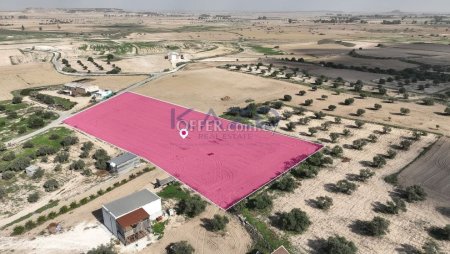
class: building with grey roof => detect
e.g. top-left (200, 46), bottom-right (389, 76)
top-left (102, 189), bottom-right (163, 245)
top-left (107, 152), bottom-right (140, 174)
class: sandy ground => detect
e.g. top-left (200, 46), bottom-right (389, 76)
top-left (0, 222), bottom-right (113, 254)
top-left (133, 67), bottom-right (450, 136)
top-left (0, 63), bottom-right (74, 100)
top-left (145, 205), bottom-right (251, 254)
top-left (269, 110), bottom-right (450, 253)
top-left (0, 161), bottom-right (251, 254)
top-left (398, 137), bottom-right (450, 205)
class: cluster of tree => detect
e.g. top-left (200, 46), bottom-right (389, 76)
top-left (92, 149), bottom-right (110, 170)
top-left (271, 176), bottom-right (298, 192)
top-left (357, 216), bottom-right (390, 236)
top-left (80, 141), bottom-right (94, 158)
top-left (291, 152), bottom-right (333, 179)
top-left (31, 93), bottom-right (76, 110)
top-left (204, 214), bottom-right (230, 232)
top-left (87, 57), bottom-right (104, 71)
top-left (177, 195), bottom-right (206, 218)
top-left (275, 208), bottom-right (311, 233)
top-left (166, 241), bottom-right (195, 254)
top-left (247, 192), bottom-right (273, 211)
top-left (61, 58), bottom-right (76, 73)
top-left (76, 60), bottom-right (88, 71)
top-left (377, 197), bottom-right (407, 214)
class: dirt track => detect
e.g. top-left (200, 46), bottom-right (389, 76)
top-left (398, 137), bottom-right (450, 205)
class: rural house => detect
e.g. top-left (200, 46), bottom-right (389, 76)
top-left (107, 152), bottom-right (140, 173)
top-left (102, 189), bottom-right (163, 245)
top-left (62, 82), bottom-right (99, 96)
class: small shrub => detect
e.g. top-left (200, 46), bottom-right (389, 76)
top-left (404, 185), bottom-right (427, 203)
top-left (354, 120), bottom-right (365, 128)
top-left (356, 109), bottom-right (366, 116)
top-left (335, 180), bottom-right (357, 195)
top-left (358, 169), bottom-right (375, 182)
top-left (43, 179), bottom-right (60, 192)
top-left (207, 214), bottom-right (230, 232)
top-left (315, 196), bottom-right (333, 210)
top-left (361, 216), bottom-right (390, 236)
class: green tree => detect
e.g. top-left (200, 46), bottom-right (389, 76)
top-left (382, 126), bottom-right (392, 134)
top-left (352, 139), bottom-right (368, 150)
top-left (315, 196), bottom-right (333, 210)
top-left (283, 95), bottom-right (292, 101)
top-left (378, 197), bottom-right (406, 214)
top-left (272, 176), bottom-right (298, 192)
top-left (277, 208), bottom-right (311, 233)
top-left (330, 133), bottom-right (340, 143)
top-left (207, 214), bottom-right (229, 232)
top-left (358, 169), bottom-right (375, 182)
top-left (343, 98), bottom-right (355, 105)
top-left (87, 243), bottom-right (117, 254)
top-left (422, 239), bottom-right (442, 254)
top-left (323, 235), bottom-right (358, 254)
top-left (285, 122), bottom-right (296, 131)
top-left (354, 120), bottom-right (365, 129)
top-left (43, 179), bottom-right (60, 192)
top-left (167, 241), bottom-right (194, 254)
top-left (328, 105), bottom-right (337, 111)
top-left (12, 96), bottom-right (23, 104)
top-left (248, 193), bottom-right (273, 210)
top-left (335, 180), bottom-right (357, 195)
top-left (400, 140), bottom-right (412, 150)
top-left (27, 116), bottom-right (45, 129)
top-left (362, 216), bottom-right (390, 236)
top-left (304, 99), bottom-right (314, 106)
top-left (404, 185), bottom-right (427, 202)
top-left (309, 127), bottom-right (318, 136)
top-left (177, 195), bottom-right (206, 218)
top-left (330, 145), bottom-right (344, 157)
top-left (372, 155), bottom-right (386, 168)
top-left (400, 107), bottom-right (410, 115)
top-left (27, 192), bottom-right (40, 203)
top-left (356, 109), bottom-right (366, 116)
top-left (374, 103), bottom-right (382, 110)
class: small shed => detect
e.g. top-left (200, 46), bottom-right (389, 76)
top-left (107, 152), bottom-right (140, 174)
top-left (25, 165), bottom-right (40, 177)
top-left (156, 176), bottom-right (176, 188)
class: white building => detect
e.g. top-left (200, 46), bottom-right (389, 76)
top-left (102, 189), bottom-right (163, 245)
top-left (93, 89), bottom-right (113, 100)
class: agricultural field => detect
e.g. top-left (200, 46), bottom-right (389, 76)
top-left (0, 6), bottom-right (449, 254)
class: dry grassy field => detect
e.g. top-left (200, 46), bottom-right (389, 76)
top-left (398, 137), bottom-right (450, 204)
top-left (134, 67), bottom-right (450, 136)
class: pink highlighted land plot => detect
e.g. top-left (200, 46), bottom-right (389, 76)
top-left (64, 92), bottom-right (322, 209)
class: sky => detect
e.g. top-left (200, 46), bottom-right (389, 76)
top-left (0, 0), bottom-right (450, 13)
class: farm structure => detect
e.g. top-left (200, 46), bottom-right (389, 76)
top-left (102, 189), bottom-right (163, 245)
top-left (62, 82), bottom-right (99, 96)
top-left (107, 152), bottom-right (140, 174)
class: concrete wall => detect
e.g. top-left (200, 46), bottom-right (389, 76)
top-left (102, 207), bottom-right (118, 238)
top-left (142, 199), bottom-right (163, 220)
